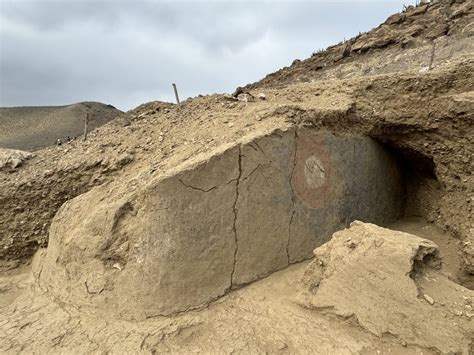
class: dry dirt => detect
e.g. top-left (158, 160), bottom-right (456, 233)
top-left (0, 0), bottom-right (473, 352)
top-left (0, 219), bottom-right (471, 354)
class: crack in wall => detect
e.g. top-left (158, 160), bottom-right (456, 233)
top-left (178, 179), bottom-right (217, 193)
top-left (243, 164), bottom-right (262, 181)
top-left (230, 146), bottom-right (242, 287)
top-left (287, 129), bottom-right (299, 264)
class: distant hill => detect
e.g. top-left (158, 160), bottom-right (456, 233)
top-left (0, 102), bottom-right (124, 151)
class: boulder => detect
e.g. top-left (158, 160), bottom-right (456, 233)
top-left (385, 13), bottom-right (406, 25)
top-left (0, 148), bottom-right (34, 169)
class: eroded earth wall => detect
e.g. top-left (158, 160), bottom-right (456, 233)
top-left (38, 127), bottom-right (404, 319)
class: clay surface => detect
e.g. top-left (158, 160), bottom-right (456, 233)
top-left (39, 128), bottom-right (404, 318)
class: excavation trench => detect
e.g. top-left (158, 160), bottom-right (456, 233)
top-left (38, 127), bottom-right (406, 320)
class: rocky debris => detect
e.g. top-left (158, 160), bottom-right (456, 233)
top-left (0, 148), bottom-right (34, 170)
top-left (128, 100), bottom-right (174, 118)
top-left (232, 86), bottom-right (245, 97)
top-left (299, 221), bottom-right (473, 354)
top-left (237, 93), bottom-right (255, 102)
top-left (231, 86), bottom-right (256, 102)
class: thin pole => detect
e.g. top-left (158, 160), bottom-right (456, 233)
top-left (428, 41), bottom-right (436, 70)
top-left (172, 83), bottom-right (180, 106)
top-left (83, 113), bottom-right (89, 141)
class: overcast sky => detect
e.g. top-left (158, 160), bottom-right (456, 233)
top-left (0, 0), bottom-right (416, 111)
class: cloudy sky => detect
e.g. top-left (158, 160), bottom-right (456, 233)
top-left (0, 0), bottom-right (416, 111)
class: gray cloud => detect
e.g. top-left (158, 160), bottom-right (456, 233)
top-left (0, 0), bottom-right (416, 110)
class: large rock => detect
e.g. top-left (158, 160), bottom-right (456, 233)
top-left (38, 128), bottom-right (405, 319)
top-left (0, 148), bottom-right (34, 169)
top-left (300, 221), bottom-right (474, 354)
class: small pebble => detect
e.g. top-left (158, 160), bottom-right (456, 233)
top-left (423, 294), bottom-right (435, 305)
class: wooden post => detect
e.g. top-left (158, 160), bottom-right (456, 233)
top-left (83, 113), bottom-right (89, 141)
top-left (428, 41), bottom-right (436, 70)
top-left (172, 83), bottom-right (180, 106)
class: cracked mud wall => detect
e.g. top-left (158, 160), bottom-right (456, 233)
top-left (232, 131), bottom-right (295, 285)
top-left (38, 127), bottom-right (405, 319)
top-left (40, 143), bottom-right (240, 320)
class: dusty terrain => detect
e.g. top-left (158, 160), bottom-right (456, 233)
top-left (0, 219), bottom-right (471, 353)
top-left (0, 102), bottom-right (124, 151)
top-left (0, 0), bottom-right (473, 353)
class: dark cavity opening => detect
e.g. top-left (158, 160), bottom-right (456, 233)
top-left (376, 140), bottom-right (441, 220)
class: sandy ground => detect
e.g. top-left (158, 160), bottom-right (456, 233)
top-left (0, 217), bottom-right (469, 354)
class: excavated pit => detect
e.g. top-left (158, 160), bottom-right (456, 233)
top-left (38, 127), bottom-right (406, 320)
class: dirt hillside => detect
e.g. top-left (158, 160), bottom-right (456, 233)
top-left (246, 0), bottom-right (473, 89)
top-left (0, 102), bottom-right (124, 151)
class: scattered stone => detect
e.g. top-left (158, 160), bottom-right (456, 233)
top-left (274, 340), bottom-right (287, 350)
top-left (237, 93), bottom-right (255, 103)
top-left (406, 4), bottom-right (428, 17)
top-left (223, 94), bottom-right (238, 101)
top-left (258, 93), bottom-right (266, 100)
top-left (453, 309), bottom-right (464, 317)
top-left (232, 86), bottom-right (245, 97)
top-left (117, 153), bottom-right (134, 167)
top-left (385, 13), bottom-right (406, 25)
top-left (423, 294), bottom-right (435, 305)
top-left (0, 148), bottom-right (35, 170)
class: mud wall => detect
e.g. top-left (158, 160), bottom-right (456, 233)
top-left (39, 127), bottom-right (404, 320)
